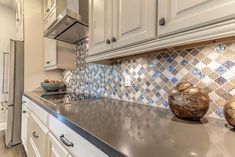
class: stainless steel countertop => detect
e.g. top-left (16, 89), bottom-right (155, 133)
top-left (24, 92), bottom-right (235, 157)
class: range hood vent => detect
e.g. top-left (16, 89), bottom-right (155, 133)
top-left (44, 0), bottom-right (88, 44)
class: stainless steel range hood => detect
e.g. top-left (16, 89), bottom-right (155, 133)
top-left (44, 0), bottom-right (88, 44)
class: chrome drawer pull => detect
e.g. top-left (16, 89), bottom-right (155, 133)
top-left (59, 134), bottom-right (74, 147)
top-left (32, 132), bottom-right (39, 138)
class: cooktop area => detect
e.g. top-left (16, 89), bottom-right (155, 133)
top-left (40, 92), bottom-right (101, 104)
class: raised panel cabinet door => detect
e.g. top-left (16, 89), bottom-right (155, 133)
top-left (89, 0), bottom-right (113, 55)
top-left (112, 0), bottom-right (156, 49)
top-left (49, 39), bottom-right (57, 66)
top-left (28, 138), bottom-right (41, 157)
top-left (21, 104), bottom-right (29, 154)
top-left (47, 133), bottom-right (72, 157)
top-left (158, 0), bottom-right (235, 36)
top-left (44, 38), bottom-right (57, 68)
top-left (44, 38), bottom-right (51, 68)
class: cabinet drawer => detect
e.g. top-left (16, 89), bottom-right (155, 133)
top-left (22, 96), bottom-right (31, 108)
top-left (48, 132), bottom-right (72, 157)
top-left (29, 101), bottom-right (49, 126)
top-left (48, 115), bottom-right (109, 157)
top-left (29, 113), bottom-right (49, 157)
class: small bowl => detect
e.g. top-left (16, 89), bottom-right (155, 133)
top-left (41, 82), bottom-right (65, 92)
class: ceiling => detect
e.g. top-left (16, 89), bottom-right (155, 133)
top-left (0, 0), bottom-right (16, 10)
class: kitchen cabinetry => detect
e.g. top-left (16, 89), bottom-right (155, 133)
top-left (44, 0), bottom-right (56, 20)
top-left (158, 0), bottom-right (235, 36)
top-left (47, 132), bottom-right (72, 157)
top-left (89, 0), bottom-right (156, 55)
top-left (21, 97), bottom-right (30, 154)
top-left (28, 112), bottom-right (49, 157)
top-left (16, 0), bottom-right (24, 40)
top-left (44, 38), bottom-right (76, 70)
top-left (87, 0), bottom-right (235, 62)
top-left (49, 115), bottom-right (109, 157)
top-left (22, 95), bottom-right (109, 157)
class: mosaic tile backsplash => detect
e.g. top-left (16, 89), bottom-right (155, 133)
top-left (62, 40), bottom-right (235, 119)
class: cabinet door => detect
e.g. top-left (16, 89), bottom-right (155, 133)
top-left (89, 0), bottom-right (113, 55)
top-left (47, 133), bottom-right (72, 157)
top-left (28, 113), bottom-right (49, 157)
top-left (44, 0), bottom-right (56, 20)
top-left (158, 0), bottom-right (235, 36)
top-left (112, 0), bottom-right (156, 48)
top-left (44, 38), bottom-right (57, 68)
top-left (21, 104), bottom-right (30, 154)
top-left (28, 138), bottom-right (41, 157)
top-left (44, 38), bottom-right (51, 67)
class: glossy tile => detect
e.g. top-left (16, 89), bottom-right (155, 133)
top-left (62, 40), bottom-right (235, 119)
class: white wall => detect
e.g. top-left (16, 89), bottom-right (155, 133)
top-left (0, 4), bottom-right (16, 128)
top-left (24, 0), bottom-right (61, 91)
top-left (0, 4), bottom-right (16, 52)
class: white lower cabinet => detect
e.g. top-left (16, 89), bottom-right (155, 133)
top-left (28, 112), bottom-right (49, 157)
top-left (22, 96), bottom-right (109, 157)
top-left (48, 115), bottom-right (109, 157)
top-left (47, 132), bottom-right (72, 157)
top-left (21, 100), bottom-right (30, 154)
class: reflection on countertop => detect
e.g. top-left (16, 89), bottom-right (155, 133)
top-left (24, 91), bottom-right (235, 157)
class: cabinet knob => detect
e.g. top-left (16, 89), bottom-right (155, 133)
top-left (23, 110), bottom-right (26, 114)
top-left (46, 8), bottom-right (50, 12)
top-left (46, 61), bottom-right (50, 64)
top-left (32, 132), bottom-right (39, 139)
top-left (106, 39), bottom-right (111, 44)
top-left (159, 18), bottom-right (166, 26)
top-left (111, 37), bottom-right (116, 42)
top-left (16, 18), bottom-right (20, 22)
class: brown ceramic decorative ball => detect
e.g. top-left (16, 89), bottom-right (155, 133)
top-left (224, 97), bottom-right (235, 128)
top-left (168, 82), bottom-right (210, 121)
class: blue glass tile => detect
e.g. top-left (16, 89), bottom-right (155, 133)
top-left (191, 68), bottom-right (205, 80)
top-left (152, 71), bottom-right (161, 80)
top-left (137, 67), bottom-right (144, 75)
top-left (148, 99), bottom-right (154, 105)
top-left (163, 77), bottom-right (169, 83)
top-left (139, 94), bottom-right (145, 100)
top-left (163, 101), bottom-right (169, 108)
top-left (125, 93), bottom-right (129, 97)
top-left (147, 63), bottom-right (154, 69)
top-left (215, 44), bottom-right (226, 54)
top-left (167, 57), bottom-right (174, 63)
top-left (156, 92), bottom-right (161, 98)
top-left (171, 77), bottom-right (178, 84)
top-left (215, 108), bottom-right (224, 118)
top-left (167, 65), bottom-right (175, 72)
top-left (215, 66), bottom-right (228, 75)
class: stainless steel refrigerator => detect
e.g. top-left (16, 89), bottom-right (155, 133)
top-left (4, 40), bottom-right (24, 147)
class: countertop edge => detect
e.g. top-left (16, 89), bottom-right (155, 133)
top-left (23, 93), bottom-right (127, 157)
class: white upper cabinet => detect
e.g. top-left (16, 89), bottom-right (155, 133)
top-left (44, 38), bottom-right (76, 70)
top-left (89, 0), bottom-right (156, 55)
top-left (158, 0), bottom-right (235, 36)
top-left (89, 0), bottom-right (113, 55)
top-left (112, 0), bottom-right (156, 48)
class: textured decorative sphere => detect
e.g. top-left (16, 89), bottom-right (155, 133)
top-left (224, 97), bottom-right (235, 128)
top-left (168, 82), bottom-right (210, 121)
